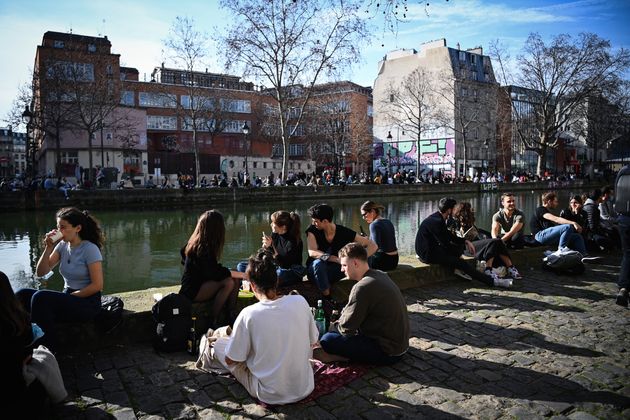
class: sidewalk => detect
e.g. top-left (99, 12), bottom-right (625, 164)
top-left (52, 255), bottom-right (629, 419)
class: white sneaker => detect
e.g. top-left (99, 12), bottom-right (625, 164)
top-left (476, 260), bottom-right (487, 272)
top-left (454, 269), bottom-right (473, 280)
top-left (507, 266), bottom-right (522, 280)
top-left (493, 277), bottom-right (513, 288)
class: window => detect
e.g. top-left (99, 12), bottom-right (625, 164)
top-left (224, 120), bottom-right (250, 133)
top-left (106, 133), bottom-right (113, 141)
top-left (390, 94), bottom-right (394, 103)
top-left (470, 54), bottom-right (477, 65)
top-left (107, 65), bottom-right (113, 75)
top-left (47, 61), bottom-right (94, 81)
top-left (182, 117), bottom-right (214, 132)
top-left (459, 51), bottom-right (466, 62)
top-left (220, 99), bottom-right (251, 113)
top-left (461, 87), bottom-right (468, 97)
top-left (289, 144), bottom-right (305, 156)
top-left (253, 162), bottom-right (257, 168)
top-left (139, 92), bottom-right (177, 108)
top-left (367, 105), bottom-right (373, 117)
top-left (88, 44), bottom-right (96, 53)
top-left (263, 162), bottom-right (267, 169)
top-left (147, 116), bottom-right (177, 130)
top-left (60, 151), bottom-right (78, 164)
top-left (53, 40), bottom-right (64, 49)
top-left (120, 91), bottom-right (134, 106)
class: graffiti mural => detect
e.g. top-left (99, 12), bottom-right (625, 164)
top-left (373, 138), bottom-right (455, 176)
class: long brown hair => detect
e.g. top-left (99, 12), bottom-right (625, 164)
top-left (452, 202), bottom-right (476, 230)
top-left (360, 200), bottom-right (385, 217)
top-left (270, 210), bottom-right (301, 243)
top-left (184, 210), bottom-right (225, 259)
top-left (56, 207), bottom-right (105, 249)
top-left (0, 271), bottom-right (30, 337)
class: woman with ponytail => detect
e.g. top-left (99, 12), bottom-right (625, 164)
top-left (262, 210), bottom-right (306, 286)
top-left (360, 201), bottom-right (399, 271)
top-left (16, 207), bottom-right (105, 351)
top-left (237, 210), bottom-right (306, 286)
top-left (212, 251), bottom-right (319, 404)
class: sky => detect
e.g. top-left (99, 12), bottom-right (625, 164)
top-left (1, 0), bottom-right (629, 130)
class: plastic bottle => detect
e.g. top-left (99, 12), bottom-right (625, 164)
top-left (187, 316), bottom-right (198, 356)
top-left (315, 300), bottom-right (326, 337)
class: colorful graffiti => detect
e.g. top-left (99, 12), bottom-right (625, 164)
top-left (373, 138), bottom-right (455, 175)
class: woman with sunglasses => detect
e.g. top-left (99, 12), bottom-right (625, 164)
top-left (360, 201), bottom-right (398, 271)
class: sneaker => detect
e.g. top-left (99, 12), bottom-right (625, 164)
top-left (454, 269), bottom-right (473, 281)
top-left (507, 266), bottom-right (522, 280)
top-left (616, 288), bottom-right (629, 308)
top-left (493, 277), bottom-right (513, 288)
top-left (581, 255), bottom-right (603, 264)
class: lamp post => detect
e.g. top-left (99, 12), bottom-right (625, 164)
top-left (483, 139), bottom-right (489, 173)
top-left (21, 104), bottom-right (34, 178)
top-left (242, 122), bottom-right (250, 184)
top-left (386, 131), bottom-right (393, 175)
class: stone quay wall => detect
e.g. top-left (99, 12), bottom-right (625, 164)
top-left (0, 180), bottom-right (593, 212)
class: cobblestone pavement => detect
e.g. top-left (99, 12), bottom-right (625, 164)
top-left (54, 255), bottom-right (629, 419)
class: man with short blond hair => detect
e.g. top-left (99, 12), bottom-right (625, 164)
top-left (314, 242), bottom-right (409, 365)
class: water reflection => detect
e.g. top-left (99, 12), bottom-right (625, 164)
top-left (1, 190), bottom-right (580, 294)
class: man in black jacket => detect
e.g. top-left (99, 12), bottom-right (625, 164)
top-left (415, 197), bottom-right (512, 288)
top-left (615, 165), bottom-right (630, 307)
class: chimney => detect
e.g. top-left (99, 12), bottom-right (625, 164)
top-left (456, 42), bottom-right (460, 50)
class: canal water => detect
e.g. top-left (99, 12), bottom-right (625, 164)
top-left (1, 189), bottom-right (579, 294)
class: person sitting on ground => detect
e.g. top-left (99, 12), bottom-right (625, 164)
top-left (613, 164), bottom-right (630, 307)
top-left (145, 176), bottom-right (156, 189)
top-left (600, 185), bottom-right (618, 225)
top-left (16, 208), bottom-right (104, 352)
top-left (415, 197), bottom-right (512, 288)
top-left (451, 202), bottom-right (522, 280)
top-left (491, 192), bottom-right (526, 249)
top-left (306, 204), bottom-right (377, 298)
top-left (530, 191), bottom-right (600, 263)
top-left (314, 243), bottom-right (409, 365)
top-left (212, 251), bottom-right (319, 405)
top-left (560, 195), bottom-right (596, 248)
top-left (179, 210), bottom-right (240, 327)
top-left (0, 271), bottom-right (49, 417)
top-left (360, 201), bottom-right (399, 271)
top-left (582, 189), bottom-right (620, 251)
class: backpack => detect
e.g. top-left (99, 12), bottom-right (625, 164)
top-left (542, 247), bottom-right (585, 275)
top-left (94, 295), bottom-right (124, 333)
top-left (151, 293), bottom-right (192, 352)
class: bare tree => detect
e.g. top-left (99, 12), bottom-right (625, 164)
top-left (433, 71), bottom-right (497, 177)
top-left (163, 16), bottom-right (214, 186)
top-left (491, 33), bottom-right (630, 176)
top-left (381, 68), bottom-right (436, 175)
top-left (219, 0), bottom-right (370, 181)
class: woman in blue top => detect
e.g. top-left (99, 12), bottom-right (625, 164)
top-left (16, 207), bottom-right (104, 352)
top-left (360, 201), bottom-right (399, 271)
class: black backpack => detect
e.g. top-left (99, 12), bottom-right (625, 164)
top-left (151, 293), bottom-right (192, 352)
top-left (94, 295), bottom-right (124, 333)
top-left (542, 248), bottom-right (585, 275)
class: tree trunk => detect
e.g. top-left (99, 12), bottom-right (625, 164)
top-left (193, 129), bottom-right (200, 186)
top-left (55, 127), bottom-right (61, 178)
top-left (416, 136), bottom-right (421, 177)
top-left (536, 147), bottom-right (546, 177)
top-left (281, 136), bottom-right (289, 181)
top-left (462, 135), bottom-right (468, 177)
top-left (88, 130), bottom-right (94, 183)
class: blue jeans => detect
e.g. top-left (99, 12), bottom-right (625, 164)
top-left (237, 261), bottom-right (305, 287)
top-left (320, 331), bottom-right (403, 365)
top-left (15, 288), bottom-right (101, 351)
top-left (618, 215), bottom-right (630, 290)
top-left (535, 224), bottom-right (587, 255)
top-left (307, 259), bottom-right (345, 292)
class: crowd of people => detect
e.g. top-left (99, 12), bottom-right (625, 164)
top-left (3, 164), bottom-right (629, 408)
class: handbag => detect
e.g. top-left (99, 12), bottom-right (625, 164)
top-left (195, 326), bottom-right (232, 374)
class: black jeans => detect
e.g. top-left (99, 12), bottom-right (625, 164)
top-left (425, 252), bottom-right (493, 286)
top-left (618, 215), bottom-right (630, 290)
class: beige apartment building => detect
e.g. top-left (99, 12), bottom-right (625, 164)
top-left (373, 38), bottom-right (499, 177)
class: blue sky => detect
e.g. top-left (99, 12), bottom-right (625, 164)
top-left (1, 0), bottom-right (629, 128)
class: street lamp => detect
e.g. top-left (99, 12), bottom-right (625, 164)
top-left (21, 105), bottom-right (34, 178)
top-left (483, 139), bottom-right (489, 173)
top-left (386, 131), bottom-right (392, 175)
top-left (242, 122), bottom-right (250, 184)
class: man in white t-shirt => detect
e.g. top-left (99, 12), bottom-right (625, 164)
top-left (213, 252), bottom-right (319, 404)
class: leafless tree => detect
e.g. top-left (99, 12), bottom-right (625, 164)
top-left (381, 68), bottom-right (437, 175)
top-left (490, 33), bottom-right (630, 176)
top-left (163, 16), bottom-right (216, 186)
top-left (219, 0), bottom-right (370, 181)
top-left (432, 71), bottom-right (497, 177)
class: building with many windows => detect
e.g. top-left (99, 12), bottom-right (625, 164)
top-left (373, 38), bottom-right (498, 177)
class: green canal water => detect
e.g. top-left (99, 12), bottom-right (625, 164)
top-left (1, 190), bottom-right (578, 294)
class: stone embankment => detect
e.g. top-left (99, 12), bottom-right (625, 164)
top-left (1, 180), bottom-right (591, 212)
